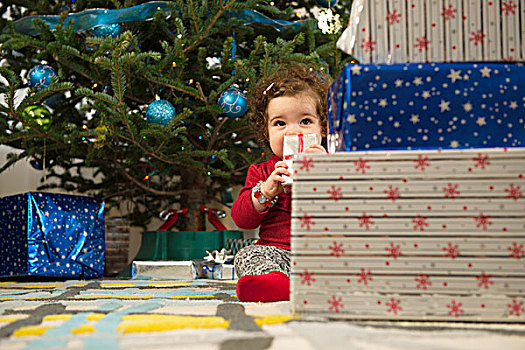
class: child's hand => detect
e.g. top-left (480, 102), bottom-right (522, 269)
top-left (262, 160), bottom-right (289, 198)
top-left (304, 144), bottom-right (328, 154)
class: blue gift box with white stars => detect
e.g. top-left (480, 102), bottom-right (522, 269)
top-left (327, 63), bottom-right (525, 152)
top-left (0, 192), bottom-right (105, 278)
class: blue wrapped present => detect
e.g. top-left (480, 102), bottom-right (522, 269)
top-left (328, 63), bottom-right (525, 152)
top-left (0, 192), bottom-right (105, 278)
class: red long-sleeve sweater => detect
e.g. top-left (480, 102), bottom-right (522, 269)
top-left (231, 155), bottom-right (291, 250)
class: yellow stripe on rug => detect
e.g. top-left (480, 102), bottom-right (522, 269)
top-left (252, 314), bottom-right (298, 326)
top-left (28, 296), bottom-right (55, 300)
top-left (71, 324), bottom-right (96, 334)
top-left (147, 282), bottom-right (191, 287)
top-left (99, 283), bottom-right (136, 288)
top-left (0, 315), bottom-right (27, 323)
top-left (170, 295), bottom-right (214, 299)
top-left (117, 315), bottom-right (229, 333)
top-left (86, 313), bottom-right (105, 321)
top-left (13, 326), bottom-right (51, 337)
top-left (0, 282), bottom-right (16, 287)
top-left (43, 314), bottom-right (71, 321)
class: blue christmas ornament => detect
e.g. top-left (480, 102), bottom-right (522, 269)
top-left (29, 157), bottom-right (44, 171)
top-left (218, 86), bottom-right (248, 118)
top-left (316, 0), bottom-right (338, 7)
top-left (27, 65), bottom-right (56, 90)
top-left (92, 23), bottom-right (122, 38)
top-left (146, 99), bottom-right (176, 126)
top-left (44, 94), bottom-right (65, 109)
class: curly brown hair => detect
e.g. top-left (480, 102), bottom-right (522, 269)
top-left (248, 64), bottom-right (332, 151)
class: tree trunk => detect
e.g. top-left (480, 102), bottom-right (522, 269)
top-left (179, 168), bottom-right (208, 231)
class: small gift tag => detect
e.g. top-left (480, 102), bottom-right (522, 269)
top-left (282, 134), bottom-right (318, 185)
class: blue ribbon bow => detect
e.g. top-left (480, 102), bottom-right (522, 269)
top-left (9, 1), bottom-right (311, 36)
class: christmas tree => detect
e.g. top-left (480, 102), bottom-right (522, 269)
top-left (0, 0), bottom-right (350, 230)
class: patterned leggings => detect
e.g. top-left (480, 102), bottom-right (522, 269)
top-left (234, 245), bottom-right (291, 278)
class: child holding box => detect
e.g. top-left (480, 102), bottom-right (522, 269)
top-left (231, 64), bottom-right (330, 302)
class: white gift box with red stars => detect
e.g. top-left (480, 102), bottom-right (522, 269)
top-left (338, 0), bottom-right (524, 63)
top-left (290, 147), bottom-right (525, 321)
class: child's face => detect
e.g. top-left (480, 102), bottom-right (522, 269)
top-left (266, 91), bottom-right (324, 158)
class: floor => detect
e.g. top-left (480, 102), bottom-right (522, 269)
top-left (1, 279), bottom-right (525, 349)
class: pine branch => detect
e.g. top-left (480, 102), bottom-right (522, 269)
top-left (130, 51), bottom-right (162, 65)
top-left (183, 0), bottom-right (238, 54)
top-left (112, 56), bottom-right (127, 105)
top-left (114, 133), bottom-right (186, 167)
top-left (76, 88), bottom-right (120, 106)
top-left (16, 83), bottom-right (73, 112)
top-left (153, 110), bottom-right (191, 154)
top-left (188, 0), bottom-right (202, 37)
top-left (0, 67), bottom-right (21, 87)
top-left (143, 74), bottom-right (206, 102)
top-left (112, 159), bottom-right (187, 196)
top-left (60, 57), bottom-right (148, 104)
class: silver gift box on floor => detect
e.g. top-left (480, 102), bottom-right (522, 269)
top-left (132, 260), bottom-right (237, 280)
top-left (132, 261), bottom-right (198, 280)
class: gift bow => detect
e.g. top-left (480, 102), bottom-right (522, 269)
top-left (203, 248), bottom-right (234, 264)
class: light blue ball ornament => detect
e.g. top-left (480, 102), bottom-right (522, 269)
top-left (218, 86), bottom-right (248, 119)
top-left (92, 23), bottom-right (122, 38)
top-left (146, 99), bottom-right (176, 126)
top-left (27, 65), bottom-right (56, 90)
top-left (316, 0), bottom-right (338, 7)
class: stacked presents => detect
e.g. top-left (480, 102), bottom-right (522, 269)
top-left (291, 0), bottom-right (525, 321)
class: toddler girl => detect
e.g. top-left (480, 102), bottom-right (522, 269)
top-left (231, 64), bottom-right (331, 302)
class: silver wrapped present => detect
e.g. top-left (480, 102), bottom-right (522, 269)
top-left (131, 261), bottom-right (197, 280)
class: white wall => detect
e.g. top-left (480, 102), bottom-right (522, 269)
top-left (0, 145), bottom-right (58, 196)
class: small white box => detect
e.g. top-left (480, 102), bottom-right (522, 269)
top-left (282, 133), bottom-right (318, 185)
top-left (199, 262), bottom-right (237, 280)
